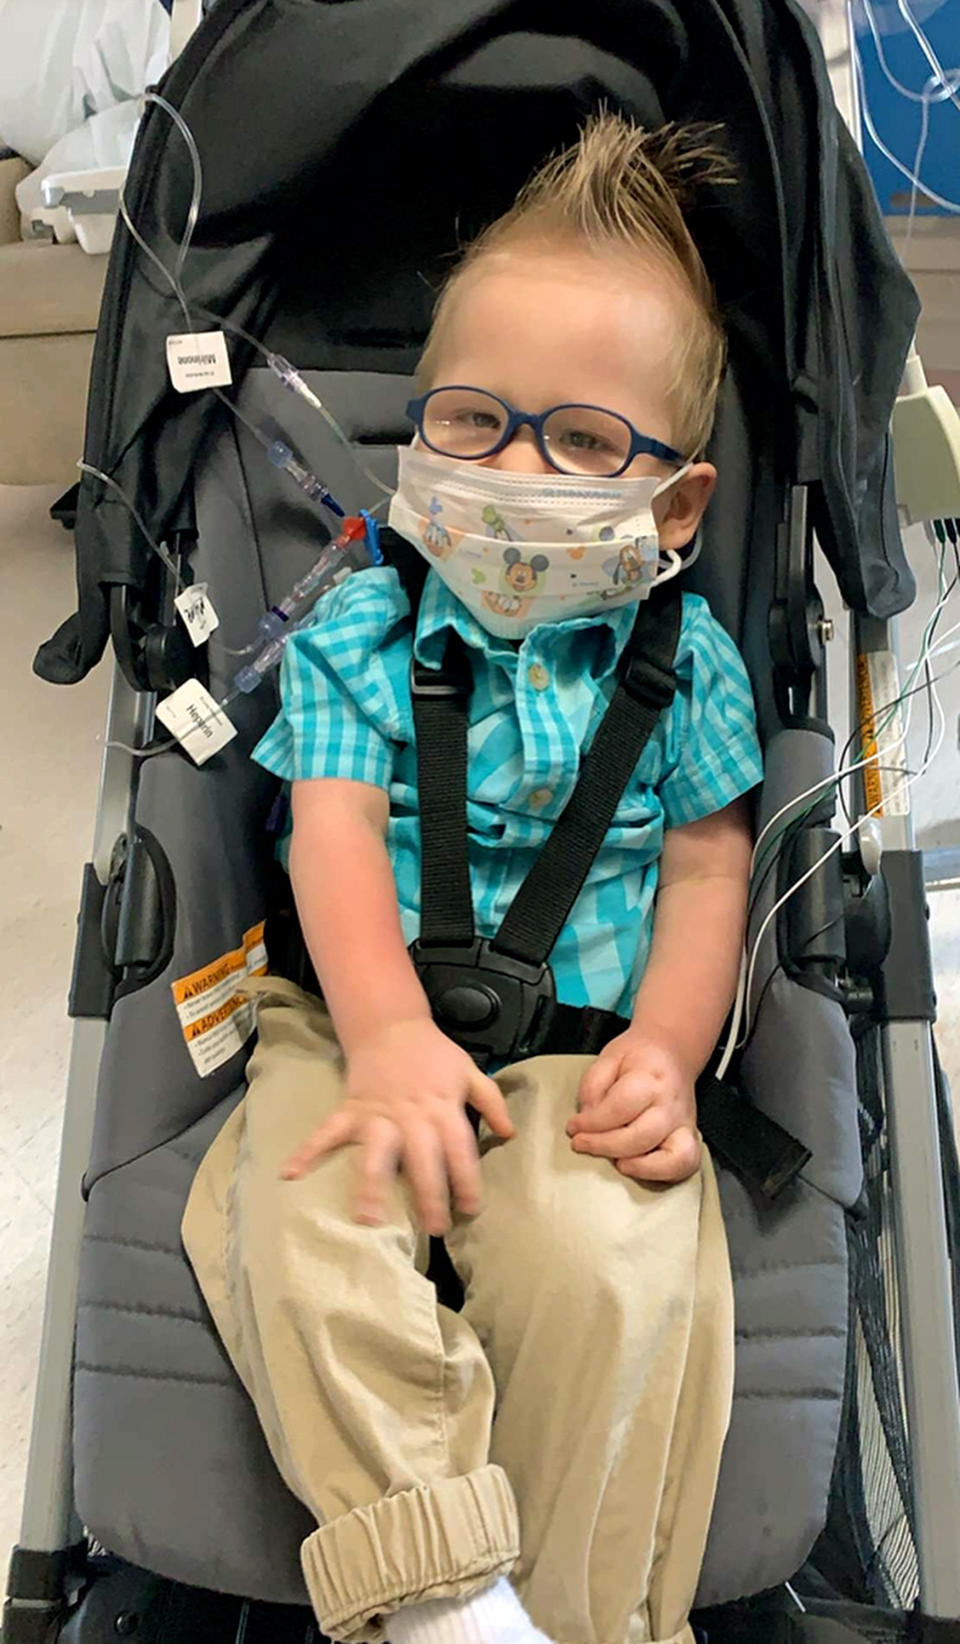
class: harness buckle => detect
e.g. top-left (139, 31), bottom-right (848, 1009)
top-left (410, 936), bottom-right (556, 1067)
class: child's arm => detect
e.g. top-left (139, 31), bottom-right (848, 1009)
top-left (566, 795), bottom-right (752, 1182)
top-left (288, 778), bottom-right (431, 1050)
top-left (628, 796), bottom-right (751, 1073)
top-left (281, 777), bottom-right (514, 1234)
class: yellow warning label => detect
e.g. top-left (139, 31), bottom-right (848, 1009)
top-left (854, 650), bottom-right (909, 820)
top-left (855, 653), bottom-right (883, 817)
top-left (171, 922), bottom-right (267, 1077)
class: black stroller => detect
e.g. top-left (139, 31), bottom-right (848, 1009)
top-left (8, 2), bottom-right (960, 1642)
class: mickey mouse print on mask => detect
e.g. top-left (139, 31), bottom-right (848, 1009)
top-left (389, 444), bottom-right (695, 638)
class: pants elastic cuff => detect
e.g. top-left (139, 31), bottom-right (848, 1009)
top-left (301, 1464), bottom-right (520, 1644)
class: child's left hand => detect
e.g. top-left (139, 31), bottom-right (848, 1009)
top-left (565, 1030), bottom-right (701, 1184)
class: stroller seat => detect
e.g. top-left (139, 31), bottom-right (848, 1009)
top-left (71, 365), bottom-right (860, 1608)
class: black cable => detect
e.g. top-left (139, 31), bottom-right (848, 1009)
top-left (738, 909), bottom-right (845, 1062)
top-left (747, 815), bottom-right (804, 926)
top-left (921, 656), bottom-right (937, 771)
top-left (736, 961), bottom-right (785, 1059)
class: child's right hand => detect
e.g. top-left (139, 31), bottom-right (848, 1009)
top-left (281, 1019), bottom-right (515, 1235)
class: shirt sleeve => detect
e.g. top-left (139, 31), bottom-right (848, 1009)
top-left (251, 566), bottom-right (411, 788)
top-left (657, 594), bottom-right (764, 829)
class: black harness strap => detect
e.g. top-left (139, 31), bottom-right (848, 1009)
top-left (412, 589), bottom-right (683, 965)
top-left (411, 636), bottom-right (475, 947)
top-left (329, 528), bottom-right (810, 1202)
top-left (492, 598), bottom-right (682, 967)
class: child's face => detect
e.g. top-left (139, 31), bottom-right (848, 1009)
top-left (423, 244), bottom-right (717, 552)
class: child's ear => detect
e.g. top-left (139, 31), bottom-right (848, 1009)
top-left (652, 462), bottom-right (716, 552)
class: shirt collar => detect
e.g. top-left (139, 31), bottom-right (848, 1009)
top-left (412, 570), bottom-right (639, 678)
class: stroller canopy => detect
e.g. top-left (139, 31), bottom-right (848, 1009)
top-left (35, 0), bottom-right (919, 688)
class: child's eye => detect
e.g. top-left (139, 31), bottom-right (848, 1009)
top-left (544, 406), bottom-right (632, 472)
top-left (559, 427), bottom-right (613, 452)
top-left (456, 409), bottom-right (501, 431)
top-left (423, 390), bottom-right (507, 452)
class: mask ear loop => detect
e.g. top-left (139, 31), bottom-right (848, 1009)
top-left (680, 521), bottom-right (704, 569)
top-left (653, 548), bottom-right (684, 586)
top-left (652, 524), bottom-right (702, 589)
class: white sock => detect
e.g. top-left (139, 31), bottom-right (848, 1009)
top-left (387, 1575), bottom-right (553, 1644)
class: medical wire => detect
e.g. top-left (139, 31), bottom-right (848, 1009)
top-left (110, 94), bottom-right (402, 682)
top-left (203, 318), bottom-right (395, 502)
top-left (852, 24), bottom-right (960, 214)
top-left (748, 521), bottom-right (956, 894)
top-left (77, 462), bottom-right (186, 589)
top-left (117, 94), bottom-right (392, 502)
top-left (895, 0), bottom-right (960, 113)
top-left (748, 527), bottom-right (952, 885)
top-left (741, 653), bottom-right (948, 1044)
top-left (740, 711), bottom-right (946, 1054)
top-left (854, 0), bottom-right (960, 236)
top-left (906, 77), bottom-right (932, 253)
top-left (102, 510), bottom-right (380, 760)
top-left (117, 92), bottom-right (196, 334)
top-left (715, 526), bottom-right (960, 1077)
top-left (858, 0), bottom-right (960, 111)
top-left (830, 525), bottom-right (957, 818)
top-left (746, 519), bottom-right (953, 907)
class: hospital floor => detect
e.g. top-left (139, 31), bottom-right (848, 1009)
top-left (2, 483), bottom-right (960, 1573)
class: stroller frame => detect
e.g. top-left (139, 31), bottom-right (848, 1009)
top-left (7, 0), bottom-right (960, 1635)
top-left (851, 612), bottom-right (960, 1612)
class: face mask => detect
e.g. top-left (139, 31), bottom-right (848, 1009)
top-left (387, 444), bottom-right (697, 638)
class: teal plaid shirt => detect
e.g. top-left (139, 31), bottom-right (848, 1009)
top-left (253, 566), bottom-right (763, 1017)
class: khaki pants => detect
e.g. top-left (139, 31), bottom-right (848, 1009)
top-left (181, 979), bottom-right (733, 1644)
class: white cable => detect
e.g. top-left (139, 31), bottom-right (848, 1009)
top-left (749, 527), bottom-right (953, 879)
top-left (78, 462), bottom-right (185, 588)
top-left (118, 92), bottom-right (198, 331)
top-left (854, 40), bottom-right (960, 212)
top-left (725, 527), bottom-right (957, 1063)
top-left (118, 95), bottom-right (394, 501)
top-left (743, 596), bottom-right (952, 1037)
top-left (895, 0), bottom-right (960, 113)
top-left (905, 77), bottom-right (932, 253)
top-left (719, 737), bottom-right (912, 1079)
top-left (715, 951), bottom-right (746, 1080)
top-left (858, 0), bottom-right (960, 245)
top-left (858, 0), bottom-right (960, 110)
top-left (743, 686), bottom-right (945, 1036)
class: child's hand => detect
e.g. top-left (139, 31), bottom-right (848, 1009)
top-left (281, 1019), bottom-right (515, 1235)
top-left (565, 1030), bottom-right (700, 1184)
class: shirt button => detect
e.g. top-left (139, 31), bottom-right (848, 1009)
top-left (529, 787), bottom-right (553, 808)
top-left (527, 663), bottom-right (550, 691)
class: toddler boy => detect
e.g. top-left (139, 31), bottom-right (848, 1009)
top-left (183, 113), bottom-right (763, 1644)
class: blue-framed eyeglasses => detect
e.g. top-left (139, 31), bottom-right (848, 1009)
top-left (406, 386), bottom-right (685, 477)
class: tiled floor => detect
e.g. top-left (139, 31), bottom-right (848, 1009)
top-left (0, 484), bottom-right (109, 1568)
top-left (2, 475), bottom-right (960, 1579)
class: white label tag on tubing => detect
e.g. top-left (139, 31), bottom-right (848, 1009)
top-left (165, 330), bottom-right (232, 393)
top-left (156, 679), bottom-right (236, 765)
top-left (174, 582), bottom-right (220, 645)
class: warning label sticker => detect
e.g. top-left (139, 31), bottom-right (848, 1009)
top-left (171, 922), bottom-right (267, 1077)
top-left (854, 650), bottom-right (909, 819)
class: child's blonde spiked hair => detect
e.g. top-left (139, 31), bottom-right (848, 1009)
top-left (418, 111), bottom-right (734, 459)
